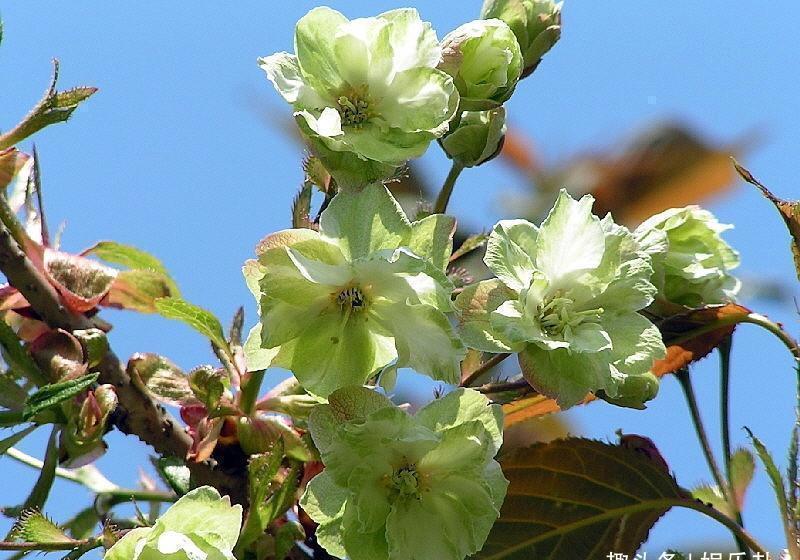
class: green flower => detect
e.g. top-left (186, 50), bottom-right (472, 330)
top-left (259, 7), bottom-right (458, 188)
top-left (480, 0), bottom-right (562, 78)
top-left (244, 185), bottom-right (464, 397)
top-left (439, 19), bottom-right (522, 110)
top-left (300, 386), bottom-right (507, 560)
top-left (440, 107), bottom-right (506, 167)
top-left (104, 487), bottom-right (242, 560)
top-left (634, 206), bottom-right (741, 307)
top-left (455, 190), bottom-right (666, 408)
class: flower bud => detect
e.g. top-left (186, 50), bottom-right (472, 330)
top-left (61, 384), bottom-right (118, 466)
top-left (441, 107), bottom-right (506, 167)
top-left (480, 0), bottom-right (562, 78)
top-left (597, 372), bottom-right (660, 410)
top-left (439, 19), bottom-right (522, 110)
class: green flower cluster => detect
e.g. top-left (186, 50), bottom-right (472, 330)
top-left (244, 184), bottom-right (464, 397)
top-left (300, 387), bottom-right (507, 560)
top-left (456, 190), bottom-right (666, 407)
top-left (635, 205), bottom-right (740, 307)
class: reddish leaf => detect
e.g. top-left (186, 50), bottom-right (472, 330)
top-left (29, 329), bottom-right (88, 382)
top-left (43, 249), bottom-right (117, 313)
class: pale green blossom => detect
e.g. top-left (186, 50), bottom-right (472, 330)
top-left (635, 205), bottom-right (740, 307)
top-left (301, 386), bottom-right (507, 560)
top-left (244, 185), bottom-right (464, 397)
top-left (455, 189), bottom-right (666, 408)
top-left (439, 19), bottom-right (522, 110)
top-left (259, 7), bottom-right (458, 187)
top-left (104, 487), bottom-right (242, 560)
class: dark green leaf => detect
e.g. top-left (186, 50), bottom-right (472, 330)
top-left (154, 297), bottom-right (228, 352)
top-left (475, 438), bottom-right (689, 559)
top-left (64, 507), bottom-right (98, 540)
top-left (22, 373), bottom-right (98, 422)
top-left (21, 428), bottom-right (59, 511)
top-left (236, 441), bottom-right (286, 553)
top-left (274, 520), bottom-right (305, 560)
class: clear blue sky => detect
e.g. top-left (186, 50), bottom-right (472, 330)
top-left (1, 1), bottom-right (799, 556)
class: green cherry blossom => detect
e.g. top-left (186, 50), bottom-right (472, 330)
top-left (634, 205), bottom-right (741, 307)
top-left (439, 19), bottom-right (523, 111)
top-left (300, 386), bottom-right (507, 560)
top-left (244, 184), bottom-right (464, 397)
top-left (455, 189), bottom-right (666, 408)
top-left (259, 7), bottom-right (459, 188)
top-left (104, 486), bottom-right (242, 560)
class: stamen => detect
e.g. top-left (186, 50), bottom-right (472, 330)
top-left (337, 286), bottom-right (367, 311)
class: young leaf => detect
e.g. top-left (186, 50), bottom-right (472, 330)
top-left (292, 180), bottom-right (314, 229)
top-left (154, 297), bottom-right (228, 351)
top-left (733, 160), bottom-right (800, 280)
top-left (22, 373), bottom-right (98, 422)
top-left (0, 319), bottom-right (47, 387)
top-left (474, 438), bottom-right (690, 559)
top-left (9, 509), bottom-right (74, 544)
top-left (127, 353), bottom-right (193, 406)
top-left (83, 241), bottom-right (170, 277)
top-left (104, 270), bottom-right (176, 313)
top-left (0, 60), bottom-right (97, 150)
top-left (236, 442), bottom-right (286, 552)
top-left (450, 230), bottom-right (489, 262)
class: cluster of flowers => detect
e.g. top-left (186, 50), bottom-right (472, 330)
top-left (108, 4), bottom-right (742, 560)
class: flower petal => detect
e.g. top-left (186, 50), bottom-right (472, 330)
top-left (294, 6), bottom-right (348, 93)
top-left (415, 388), bottom-right (504, 454)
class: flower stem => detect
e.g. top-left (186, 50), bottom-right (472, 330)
top-left (240, 370), bottom-right (265, 415)
top-left (433, 161), bottom-right (465, 215)
top-left (718, 337), bottom-right (751, 558)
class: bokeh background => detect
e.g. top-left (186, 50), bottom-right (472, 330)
top-left (1, 1), bottom-right (799, 556)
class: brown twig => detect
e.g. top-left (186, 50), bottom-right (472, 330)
top-left (0, 218), bottom-right (247, 504)
top-left (461, 352), bottom-right (511, 387)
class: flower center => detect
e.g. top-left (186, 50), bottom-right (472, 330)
top-left (390, 466), bottom-right (420, 498)
top-left (537, 294), bottom-right (603, 338)
top-left (337, 86), bottom-right (372, 127)
top-left (337, 286), bottom-right (367, 311)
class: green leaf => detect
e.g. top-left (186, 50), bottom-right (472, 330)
top-left (237, 442), bottom-right (286, 552)
top-left (0, 424), bottom-right (37, 455)
top-left (188, 365), bottom-right (225, 410)
top-left (450, 231), bottom-right (489, 262)
top-left (153, 457), bottom-right (191, 496)
top-left (474, 438), bottom-right (689, 559)
top-left (0, 60), bottom-right (97, 150)
top-left (154, 297), bottom-right (228, 351)
top-left (729, 447), bottom-right (756, 510)
top-left (21, 428), bottom-right (59, 512)
top-left (292, 179), bottom-right (314, 229)
top-left (64, 507), bottom-right (99, 540)
top-left (83, 241), bottom-right (170, 277)
top-left (22, 373), bottom-right (98, 422)
top-left (106, 270), bottom-right (176, 313)
top-left (274, 520), bottom-right (305, 560)
top-left (0, 319), bottom-right (47, 387)
top-left (0, 375), bottom-right (30, 411)
top-left (745, 427), bottom-right (795, 548)
top-left (9, 509), bottom-right (74, 544)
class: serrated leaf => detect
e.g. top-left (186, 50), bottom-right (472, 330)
top-left (475, 438), bottom-right (689, 559)
top-left (729, 447), bottom-right (756, 511)
top-left (0, 319), bottom-right (47, 387)
top-left (127, 353), bottom-right (193, 406)
top-left (154, 297), bottom-right (228, 351)
top-left (236, 441), bottom-right (285, 552)
top-left (450, 231), bottom-right (489, 262)
top-left (23, 373), bottom-right (98, 422)
top-left (292, 180), bottom-right (314, 229)
top-left (84, 241), bottom-right (178, 293)
top-left (0, 424), bottom-right (37, 455)
top-left (9, 509), bottom-right (74, 544)
top-left (154, 456), bottom-right (191, 496)
top-left (0, 60), bottom-right (97, 150)
top-left (105, 270), bottom-right (175, 313)
top-left (734, 161), bottom-right (800, 280)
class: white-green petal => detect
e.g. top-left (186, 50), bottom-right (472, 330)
top-left (454, 279), bottom-right (522, 353)
top-left (300, 471), bottom-right (349, 558)
top-left (534, 190), bottom-right (605, 288)
top-left (258, 52), bottom-right (326, 108)
top-left (153, 487), bottom-right (242, 551)
top-left (378, 8), bottom-right (442, 72)
top-left (415, 388), bottom-right (504, 454)
top-left (104, 527), bottom-right (151, 560)
top-left (380, 68), bottom-right (458, 134)
top-left (484, 219), bottom-right (538, 291)
top-left (294, 6), bottom-right (348, 93)
top-left (320, 184), bottom-right (411, 261)
top-left (408, 214), bottom-right (456, 272)
top-left (518, 344), bottom-right (607, 408)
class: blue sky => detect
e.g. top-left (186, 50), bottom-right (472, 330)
top-left (1, 1), bottom-right (799, 556)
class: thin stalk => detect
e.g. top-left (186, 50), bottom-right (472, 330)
top-left (101, 489), bottom-right (176, 508)
top-left (675, 368), bottom-right (731, 501)
top-left (476, 379), bottom-right (534, 395)
top-left (0, 537), bottom-right (101, 552)
top-left (718, 337), bottom-right (750, 558)
top-left (433, 161), bottom-right (465, 215)
top-left (461, 353), bottom-right (510, 387)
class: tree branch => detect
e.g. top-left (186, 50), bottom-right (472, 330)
top-left (0, 218), bottom-right (247, 504)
